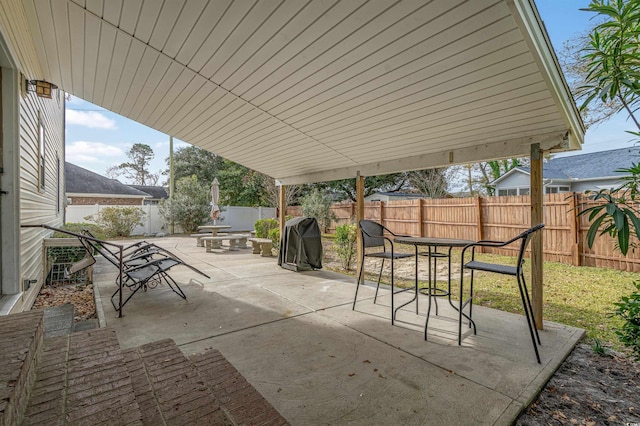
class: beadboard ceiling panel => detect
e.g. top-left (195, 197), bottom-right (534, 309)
top-left (12, 0), bottom-right (584, 184)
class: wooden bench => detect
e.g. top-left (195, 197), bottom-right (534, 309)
top-left (248, 238), bottom-right (273, 257)
top-left (202, 235), bottom-right (251, 253)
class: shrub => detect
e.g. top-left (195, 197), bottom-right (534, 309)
top-left (159, 176), bottom-right (210, 233)
top-left (86, 207), bottom-right (145, 238)
top-left (300, 189), bottom-right (336, 232)
top-left (614, 280), bottom-right (640, 360)
top-left (268, 227), bottom-right (280, 253)
top-left (332, 223), bottom-right (358, 270)
top-left (53, 223), bottom-right (107, 240)
top-left (255, 218), bottom-right (279, 238)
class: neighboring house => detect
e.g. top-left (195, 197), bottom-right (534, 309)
top-left (492, 147), bottom-right (640, 195)
top-left (0, 62), bottom-right (66, 313)
top-left (364, 192), bottom-right (426, 202)
top-left (65, 162), bottom-right (150, 205)
top-left (128, 185), bottom-right (169, 205)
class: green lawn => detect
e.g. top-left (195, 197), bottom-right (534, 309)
top-left (322, 237), bottom-right (638, 351)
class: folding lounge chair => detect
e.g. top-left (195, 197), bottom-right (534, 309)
top-left (78, 235), bottom-right (210, 312)
top-left (82, 229), bottom-right (170, 260)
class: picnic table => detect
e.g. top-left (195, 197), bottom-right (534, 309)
top-left (197, 225), bottom-right (231, 248)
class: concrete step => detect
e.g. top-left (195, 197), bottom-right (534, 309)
top-left (73, 318), bottom-right (99, 333)
top-left (0, 310), bottom-right (44, 426)
top-left (190, 349), bottom-right (288, 426)
top-left (42, 303), bottom-right (74, 338)
top-left (22, 328), bottom-right (142, 425)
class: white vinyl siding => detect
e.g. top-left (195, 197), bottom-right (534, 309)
top-left (19, 87), bottom-right (65, 307)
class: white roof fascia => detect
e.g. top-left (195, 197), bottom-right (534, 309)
top-left (67, 193), bottom-right (149, 199)
top-left (507, 0), bottom-right (585, 151)
top-left (569, 175), bottom-right (628, 182)
top-left (278, 130), bottom-right (568, 185)
top-left (490, 167), bottom-right (530, 186)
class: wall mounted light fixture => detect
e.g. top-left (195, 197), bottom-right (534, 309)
top-left (26, 79), bottom-right (58, 99)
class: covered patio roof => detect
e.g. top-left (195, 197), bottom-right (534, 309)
top-left (4, 0), bottom-right (583, 184)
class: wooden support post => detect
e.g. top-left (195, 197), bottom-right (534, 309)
top-left (530, 143), bottom-right (544, 330)
top-left (356, 173), bottom-right (365, 284)
top-left (279, 184), bottom-right (286, 234)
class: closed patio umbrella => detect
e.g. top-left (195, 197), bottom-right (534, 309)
top-left (210, 178), bottom-right (220, 223)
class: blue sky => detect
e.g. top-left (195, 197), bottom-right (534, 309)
top-left (65, 0), bottom-right (636, 183)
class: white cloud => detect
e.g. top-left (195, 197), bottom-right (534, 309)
top-left (66, 109), bottom-right (117, 129)
top-left (66, 141), bottom-right (124, 164)
top-left (154, 140), bottom-right (191, 150)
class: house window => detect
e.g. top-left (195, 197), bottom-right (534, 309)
top-left (497, 187), bottom-right (528, 196)
top-left (545, 185), bottom-right (571, 194)
top-left (38, 116), bottom-right (45, 190)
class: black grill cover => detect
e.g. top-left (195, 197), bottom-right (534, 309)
top-left (278, 217), bottom-right (323, 271)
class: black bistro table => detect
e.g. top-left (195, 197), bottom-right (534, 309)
top-left (393, 236), bottom-right (476, 340)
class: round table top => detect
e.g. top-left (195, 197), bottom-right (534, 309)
top-left (394, 236), bottom-right (473, 247)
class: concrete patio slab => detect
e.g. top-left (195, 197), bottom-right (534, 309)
top-left (93, 236), bottom-right (585, 425)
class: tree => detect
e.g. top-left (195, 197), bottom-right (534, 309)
top-left (579, 0), bottom-right (640, 255)
top-left (300, 188), bottom-right (336, 232)
top-left (319, 173), bottom-right (409, 202)
top-left (578, 1), bottom-right (640, 358)
top-left (168, 145), bottom-right (221, 184)
top-left (158, 175), bottom-right (209, 233)
top-left (107, 143), bottom-right (158, 185)
top-left (580, 0), bottom-right (640, 135)
top-left (167, 146), bottom-right (269, 207)
top-left (408, 168), bottom-right (450, 198)
top-left (558, 28), bottom-right (622, 127)
top-left (477, 159), bottom-right (525, 195)
top-left (262, 176), bottom-right (301, 208)
top-left (215, 159), bottom-right (268, 206)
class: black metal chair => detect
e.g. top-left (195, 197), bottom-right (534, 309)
top-left (352, 220), bottom-right (413, 324)
top-left (458, 223), bottom-right (544, 363)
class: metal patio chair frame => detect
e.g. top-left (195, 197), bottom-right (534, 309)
top-left (78, 234), bottom-right (210, 312)
top-left (459, 223), bottom-right (545, 363)
top-left (352, 219), bottom-right (413, 324)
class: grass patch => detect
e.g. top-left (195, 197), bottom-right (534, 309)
top-left (322, 237), bottom-right (639, 351)
top-left (467, 253), bottom-right (636, 350)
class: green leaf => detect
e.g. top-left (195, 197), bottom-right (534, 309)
top-left (619, 218), bottom-right (630, 255)
top-left (586, 214), bottom-right (606, 249)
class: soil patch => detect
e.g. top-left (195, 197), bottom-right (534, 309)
top-left (32, 283), bottom-right (96, 322)
top-left (517, 344), bottom-right (640, 425)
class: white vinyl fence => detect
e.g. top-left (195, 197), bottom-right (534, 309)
top-left (65, 205), bottom-right (276, 236)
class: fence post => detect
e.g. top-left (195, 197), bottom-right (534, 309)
top-left (380, 201), bottom-right (384, 227)
top-left (418, 198), bottom-right (424, 237)
top-left (475, 196), bottom-right (483, 251)
top-left (568, 192), bottom-right (582, 266)
top-left (476, 196), bottom-right (483, 241)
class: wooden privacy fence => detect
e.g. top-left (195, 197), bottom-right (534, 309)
top-left (286, 193), bottom-right (640, 272)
